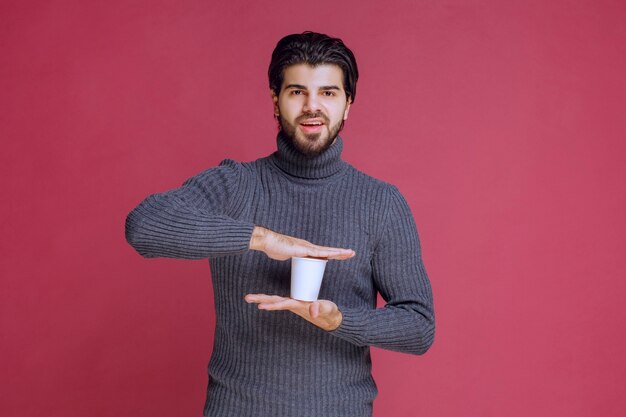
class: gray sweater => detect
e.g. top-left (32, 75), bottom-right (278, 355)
top-left (125, 132), bottom-right (435, 417)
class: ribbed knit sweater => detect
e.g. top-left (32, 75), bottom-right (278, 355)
top-left (125, 131), bottom-right (435, 417)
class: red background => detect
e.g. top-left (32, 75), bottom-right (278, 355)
top-left (2, 1), bottom-right (625, 416)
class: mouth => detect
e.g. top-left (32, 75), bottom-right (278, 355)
top-left (299, 118), bottom-right (324, 134)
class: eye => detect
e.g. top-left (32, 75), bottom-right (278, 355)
top-left (322, 91), bottom-right (335, 96)
top-left (291, 90), bottom-right (304, 95)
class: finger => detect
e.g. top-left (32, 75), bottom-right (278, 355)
top-left (307, 248), bottom-right (356, 260)
top-left (258, 298), bottom-right (301, 311)
top-left (325, 250), bottom-right (356, 260)
top-left (309, 301), bottom-right (320, 319)
top-left (245, 294), bottom-right (287, 304)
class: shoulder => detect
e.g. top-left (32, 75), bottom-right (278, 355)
top-left (177, 159), bottom-right (257, 199)
top-left (183, 158), bottom-right (256, 184)
top-left (345, 163), bottom-right (417, 229)
top-left (344, 163), bottom-right (405, 201)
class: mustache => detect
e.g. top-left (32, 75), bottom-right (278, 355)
top-left (297, 113), bottom-right (328, 123)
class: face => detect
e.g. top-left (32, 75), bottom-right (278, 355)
top-left (272, 63), bottom-right (352, 157)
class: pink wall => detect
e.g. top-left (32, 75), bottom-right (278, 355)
top-left (2, 1), bottom-right (625, 416)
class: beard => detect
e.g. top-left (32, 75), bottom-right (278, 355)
top-left (277, 113), bottom-right (345, 157)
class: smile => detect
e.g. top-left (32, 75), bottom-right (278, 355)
top-left (299, 122), bottom-right (324, 133)
top-left (300, 118), bottom-right (324, 126)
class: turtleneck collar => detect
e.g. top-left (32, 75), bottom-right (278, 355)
top-left (270, 130), bottom-right (347, 179)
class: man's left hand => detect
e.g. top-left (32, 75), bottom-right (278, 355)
top-left (244, 294), bottom-right (343, 331)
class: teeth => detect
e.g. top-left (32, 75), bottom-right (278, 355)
top-left (302, 122), bottom-right (322, 126)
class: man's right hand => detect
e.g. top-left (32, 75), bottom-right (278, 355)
top-left (249, 226), bottom-right (355, 261)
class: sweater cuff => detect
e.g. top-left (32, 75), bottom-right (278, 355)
top-left (327, 306), bottom-right (368, 347)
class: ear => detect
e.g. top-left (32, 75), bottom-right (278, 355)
top-left (270, 90), bottom-right (279, 115)
top-left (343, 98), bottom-right (352, 121)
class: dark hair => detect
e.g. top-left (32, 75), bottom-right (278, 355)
top-left (268, 31), bottom-right (359, 103)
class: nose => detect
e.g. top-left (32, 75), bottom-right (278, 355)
top-left (303, 93), bottom-right (321, 113)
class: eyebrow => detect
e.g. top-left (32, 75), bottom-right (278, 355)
top-left (285, 84), bottom-right (342, 91)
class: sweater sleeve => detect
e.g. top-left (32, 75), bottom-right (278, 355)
top-left (329, 186), bottom-right (435, 355)
top-left (125, 159), bottom-right (255, 259)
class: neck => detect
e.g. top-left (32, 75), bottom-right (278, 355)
top-left (270, 130), bottom-right (346, 179)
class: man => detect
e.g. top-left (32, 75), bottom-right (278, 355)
top-left (125, 31), bottom-right (435, 417)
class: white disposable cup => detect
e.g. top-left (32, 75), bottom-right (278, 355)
top-left (290, 257), bottom-right (328, 302)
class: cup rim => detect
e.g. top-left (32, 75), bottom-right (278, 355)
top-left (292, 256), bottom-right (328, 263)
